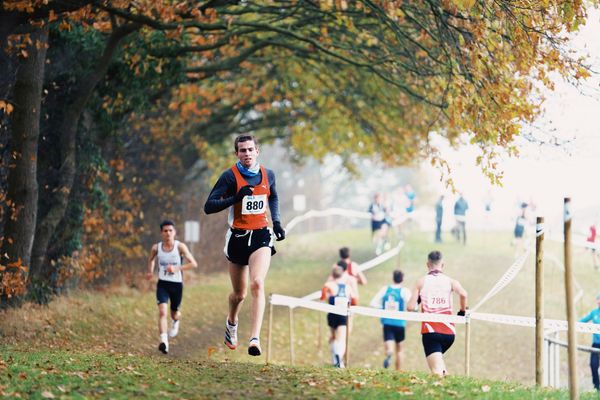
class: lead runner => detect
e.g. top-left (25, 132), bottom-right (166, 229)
top-left (204, 134), bottom-right (285, 356)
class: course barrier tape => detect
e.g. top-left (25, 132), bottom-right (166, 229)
top-left (285, 207), bottom-right (408, 235)
top-left (270, 294), bottom-right (600, 334)
top-left (285, 208), bottom-right (372, 234)
top-left (470, 243), bottom-right (531, 312)
top-left (301, 241), bottom-right (404, 301)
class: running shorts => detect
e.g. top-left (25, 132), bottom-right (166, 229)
top-left (224, 227), bottom-right (275, 266)
top-left (327, 313), bottom-right (347, 329)
top-left (422, 332), bottom-right (455, 356)
top-left (156, 280), bottom-right (183, 311)
top-left (383, 325), bottom-right (406, 343)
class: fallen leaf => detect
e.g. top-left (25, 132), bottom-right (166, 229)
top-left (481, 385), bottom-right (491, 392)
top-left (41, 391), bottom-right (55, 399)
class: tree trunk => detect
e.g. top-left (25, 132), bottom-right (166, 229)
top-left (29, 23), bottom-right (139, 282)
top-left (0, 25), bottom-right (49, 283)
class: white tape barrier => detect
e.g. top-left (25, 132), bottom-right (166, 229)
top-left (285, 207), bottom-right (408, 234)
top-left (470, 244), bottom-right (531, 312)
top-left (285, 208), bottom-right (372, 234)
top-left (301, 241), bottom-right (404, 301)
top-left (270, 294), bottom-right (600, 334)
top-left (545, 253), bottom-right (583, 304)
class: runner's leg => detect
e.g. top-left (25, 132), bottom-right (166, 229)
top-left (228, 262), bottom-right (248, 324)
top-left (248, 247), bottom-right (272, 339)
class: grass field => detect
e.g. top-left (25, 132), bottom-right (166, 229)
top-left (1, 226), bottom-right (599, 398)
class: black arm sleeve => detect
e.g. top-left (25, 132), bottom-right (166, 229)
top-left (204, 170), bottom-right (237, 214)
top-left (267, 169), bottom-right (281, 223)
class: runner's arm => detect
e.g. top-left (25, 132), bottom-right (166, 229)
top-left (407, 278), bottom-right (423, 311)
top-left (204, 170), bottom-right (237, 214)
top-left (176, 242), bottom-right (198, 272)
top-left (147, 244), bottom-right (158, 279)
top-left (267, 170), bottom-right (281, 223)
top-left (369, 286), bottom-right (387, 308)
top-left (451, 279), bottom-right (468, 312)
top-left (579, 311), bottom-right (593, 323)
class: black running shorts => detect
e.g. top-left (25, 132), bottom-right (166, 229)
top-left (422, 332), bottom-right (455, 356)
top-left (156, 280), bottom-right (183, 311)
top-left (383, 325), bottom-right (406, 343)
top-left (224, 227), bottom-right (275, 266)
top-left (327, 313), bottom-right (347, 329)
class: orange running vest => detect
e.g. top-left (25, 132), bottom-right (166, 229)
top-left (230, 164), bottom-right (270, 230)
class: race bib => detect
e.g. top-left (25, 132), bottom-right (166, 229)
top-left (427, 290), bottom-right (449, 309)
top-left (384, 299), bottom-right (399, 311)
top-left (334, 296), bottom-right (349, 308)
top-left (242, 194), bottom-right (267, 215)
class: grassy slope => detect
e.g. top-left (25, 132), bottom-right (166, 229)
top-left (1, 227), bottom-right (599, 398)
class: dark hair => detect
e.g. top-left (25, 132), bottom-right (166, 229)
top-left (428, 250), bottom-right (442, 264)
top-left (339, 247), bottom-right (350, 259)
top-left (337, 260), bottom-right (348, 271)
top-left (234, 134), bottom-right (258, 151)
top-left (160, 219), bottom-right (175, 230)
top-left (393, 269), bottom-right (403, 284)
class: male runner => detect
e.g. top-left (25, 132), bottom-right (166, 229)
top-left (204, 134), bottom-right (285, 356)
top-left (146, 220), bottom-right (198, 354)
top-left (321, 265), bottom-right (357, 368)
top-left (407, 251), bottom-right (467, 376)
top-left (370, 269), bottom-right (411, 370)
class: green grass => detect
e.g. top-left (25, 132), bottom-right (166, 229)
top-left (1, 227), bottom-right (599, 398)
top-left (0, 348), bottom-right (581, 399)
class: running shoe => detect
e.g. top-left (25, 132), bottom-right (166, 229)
top-left (248, 337), bottom-right (261, 356)
top-left (224, 319), bottom-right (238, 349)
top-left (169, 320), bottom-right (180, 338)
top-left (158, 341), bottom-right (169, 354)
top-left (334, 354), bottom-right (345, 368)
top-left (383, 354), bottom-right (391, 369)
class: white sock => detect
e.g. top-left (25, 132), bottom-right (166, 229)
top-left (160, 333), bottom-right (168, 343)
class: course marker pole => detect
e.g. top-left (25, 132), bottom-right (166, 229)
top-left (267, 295), bottom-right (273, 364)
top-left (536, 217), bottom-right (545, 386)
top-left (344, 311), bottom-right (351, 368)
top-left (289, 307), bottom-right (295, 365)
top-left (563, 198), bottom-right (577, 399)
top-left (465, 314), bottom-right (471, 376)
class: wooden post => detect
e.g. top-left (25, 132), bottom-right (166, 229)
top-left (464, 317), bottom-right (471, 376)
top-left (535, 216), bottom-right (545, 386)
top-left (344, 312), bottom-right (351, 368)
top-left (266, 295), bottom-right (273, 364)
top-left (289, 307), bottom-right (295, 365)
top-left (317, 311), bottom-right (323, 359)
top-left (563, 198), bottom-right (578, 399)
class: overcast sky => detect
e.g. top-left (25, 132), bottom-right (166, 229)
top-left (423, 8), bottom-right (600, 230)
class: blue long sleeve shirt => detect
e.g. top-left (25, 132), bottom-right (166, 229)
top-left (203, 167), bottom-right (281, 223)
top-left (579, 307), bottom-right (600, 344)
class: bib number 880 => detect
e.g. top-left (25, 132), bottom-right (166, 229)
top-left (242, 194), bottom-right (267, 215)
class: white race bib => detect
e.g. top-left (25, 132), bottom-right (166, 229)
top-left (384, 299), bottom-right (399, 311)
top-left (241, 194), bottom-right (267, 215)
top-left (427, 290), bottom-right (449, 309)
top-left (334, 296), bottom-right (348, 308)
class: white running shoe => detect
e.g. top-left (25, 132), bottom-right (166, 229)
top-left (169, 320), bottom-right (180, 338)
top-left (248, 337), bottom-right (261, 356)
top-left (224, 319), bottom-right (238, 350)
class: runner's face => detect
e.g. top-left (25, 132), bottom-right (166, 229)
top-left (161, 225), bottom-right (176, 242)
top-left (236, 140), bottom-right (259, 168)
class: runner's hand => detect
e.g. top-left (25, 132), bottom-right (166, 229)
top-left (146, 272), bottom-right (153, 280)
top-left (235, 185), bottom-right (254, 202)
top-left (273, 221), bottom-right (286, 241)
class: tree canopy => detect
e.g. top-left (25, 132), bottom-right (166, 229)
top-left (0, 0), bottom-right (596, 304)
